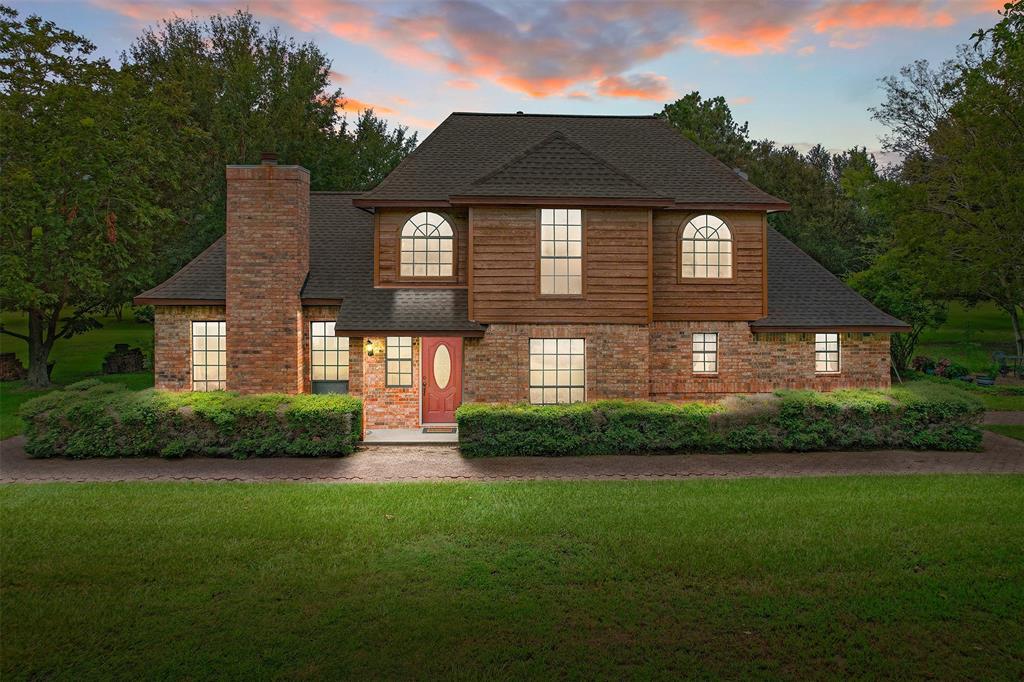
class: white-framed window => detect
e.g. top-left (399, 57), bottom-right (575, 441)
top-left (310, 321), bottom-right (349, 387)
top-left (400, 212), bottom-right (453, 277)
top-left (692, 332), bottom-right (718, 374)
top-left (386, 336), bottom-right (413, 386)
top-left (681, 214), bottom-right (732, 279)
top-left (815, 333), bottom-right (841, 373)
top-left (191, 321), bottom-right (225, 391)
top-left (540, 208), bottom-right (582, 295)
top-left (529, 338), bottom-right (585, 404)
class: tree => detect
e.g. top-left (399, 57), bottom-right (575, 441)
top-left (123, 11), bottom-right (417, 280)
top-left (873, 1), bottom-right (1024, 353)
top-left (659, 91), bottom-right (753, 169)
top-left (0, 6), bottom-right (191, 387)
top-left (849, 251), bottom-right (947, 371)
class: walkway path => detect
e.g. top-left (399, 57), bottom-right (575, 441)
top-left (983, 411), bottom-right (1024, 425)
top-left (1, 432), bottom-right (1021, 484)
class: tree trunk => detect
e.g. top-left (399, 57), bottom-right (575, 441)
top-left (24, 310), bottom-right (54, 389)
top-left (1010, 305), bottom-right (1024, 356)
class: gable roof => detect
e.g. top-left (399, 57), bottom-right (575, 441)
top-left (137, 195), bottom-right (904, 333)
top-left (751, 229), bottom-right (910, 331)
top-left (356, 112), bottom-right (787, 208)
top-left (462, 131), bottom-right (665, 200)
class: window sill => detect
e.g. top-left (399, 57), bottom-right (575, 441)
top-left (815, 372), bottom-right (842, 376)
top-left (692, 372), bottom-right (719, 378)
top-left (677, 277), bottom-right (736, 285)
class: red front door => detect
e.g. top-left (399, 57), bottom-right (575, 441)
top-left (422, 337), bottom-right (462, 423)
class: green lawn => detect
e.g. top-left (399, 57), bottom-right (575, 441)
top-left (918, 301), bottom-right (1018, 373)
top-left (2, 477), bottom-right (1023, 679)
top-left (987, 424), bottom-right (1024, 441)
top-left (0, 311), bottom-right (153, 438)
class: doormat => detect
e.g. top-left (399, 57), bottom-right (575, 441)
top-left (422, 426), bottom-right (457, 434)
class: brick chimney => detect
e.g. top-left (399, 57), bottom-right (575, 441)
top-left (225, 156), bottom-right (310, 393)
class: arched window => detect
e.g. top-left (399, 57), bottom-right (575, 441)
top-left (400, 212), bottom-right (454, 277)
top-left (680, 214), bottom-right (732, 279)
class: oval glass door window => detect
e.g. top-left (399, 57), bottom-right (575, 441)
top-left (433, 344), bottom-right (452, 389)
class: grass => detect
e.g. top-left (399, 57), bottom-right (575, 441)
top-left (901, 374), bottom-right (1024, 411)
top-left (2, 477), bottom-right (1023, 679)
top-left (917, 301), bottom-right (1019, 373)
top-left (986, 424), bottom-right (1024, 441)
top-left (0, 311), bottom-right (153, 438)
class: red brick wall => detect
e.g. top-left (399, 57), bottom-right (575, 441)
top-left (463, 324), bottom-right (650, 403)
top-left (153, 305), bottom-right (226, 390)
top-left (649, 323), bottom-right (891, 400)
top-left (361, 336), bottom-right (421, 429)
top-left (463, 322), bottom-right (891, 403)
top-left (225, 162), bottom-right (309, 393)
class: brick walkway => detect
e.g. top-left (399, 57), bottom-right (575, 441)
top-left (1, 432), bottom-right (1021, 483)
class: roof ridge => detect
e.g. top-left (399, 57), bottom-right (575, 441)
top-left (135, 236), bottom-right (225, 300)
top-left (468, 129), bottom-right (662, 196)
top-left (451, 111), bottom-right (659, 119)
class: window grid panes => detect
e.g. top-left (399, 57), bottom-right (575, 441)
top-left (529, 338), bottom-right (585, 404)
top-left (191, 321), bottom-right (226, 391)
top-left (400, 212), bottom-right (454, 277)
top-left (310, 322), bottom-right (349, 382)
top-left (386, 336), bottom-right (413, 386)
top-left (692, 332), bottom-right (718, 374)
top-left (540, 208), bottom-right (582, 295)
top-left (681, 214), bottom-right (732, 279)
top-left (815, 333), bottom-right (841, 373)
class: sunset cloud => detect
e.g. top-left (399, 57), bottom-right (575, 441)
top-left (595, 73), bottom-right (671, 101)
top-left (445, 79), bottom-right (479, 90)
top-left (731, 96), bottom-right (754, 106)
top-left (336, 97), bottom-right (395, 115)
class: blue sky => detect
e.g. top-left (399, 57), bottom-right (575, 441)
top-left (13, 0), bottom-right (1005, 159)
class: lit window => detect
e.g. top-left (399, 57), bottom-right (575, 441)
top-left (692, 332), bottom-right (718, 374)
top-left (529, 338), bottom-right (585, 404)
top-left (386, 336), bottom-right (413, 386)
top-left (815, 333), bottom-right (841, 373)
top-left (191, 321), bottom-right (225, 391)
top-left (681, 214), bottom-right (732, 279)
top-left (310, 321), bottom-right (349, 391)
top-left (401, 212), bottom-right (453, 277)
top-left (540, 208), bottom-right (582, 295)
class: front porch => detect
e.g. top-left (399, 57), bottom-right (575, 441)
top-left (362, 427), bottom-right (459, 445)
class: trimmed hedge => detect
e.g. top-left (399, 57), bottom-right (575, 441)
top-left (456, 386), bottom-right (984, 457)
top-left (20, 380), bottom-right (362, 459)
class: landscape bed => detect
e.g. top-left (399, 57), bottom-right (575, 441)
top-left (1, 477), bottom-right (1022, 679)
top-left (457, 384), bottom-right (985, 457)
top-left (19, 381), bottom-right (362, 458)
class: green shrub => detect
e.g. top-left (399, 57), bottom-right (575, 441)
top-left (456, 387), bottom-right (983, 457)
top-left (20, 384), bottom-right (362, 459)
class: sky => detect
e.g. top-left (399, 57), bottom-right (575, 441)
top-left (13, 0), bottom-right (1006, 159)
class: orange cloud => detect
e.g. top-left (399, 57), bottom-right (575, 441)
top-left (693, 21), bottom-right (795, 56)
top-left (731, 96), bottom-right (754, 105)
top-left (812, 1), bottom-right (955, 33)
top-left (445, 79), bottom-right (479, 90)
top-left (335, 97), bottom-right (395, 115)
top-left (596, 74), bottom-right (671, 101)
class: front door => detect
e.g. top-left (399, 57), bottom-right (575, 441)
top-left (422, 337), bottom-right (462, 423)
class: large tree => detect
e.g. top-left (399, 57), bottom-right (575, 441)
top-left (873, 1), bottom-right (1024, 353)
top-left (123, 11), bottom-right (417, 279)
top-left (0, 6), bottom-right (193, 387)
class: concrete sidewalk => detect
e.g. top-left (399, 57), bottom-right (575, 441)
top-left (1, 432), bottom-right (1021, 484)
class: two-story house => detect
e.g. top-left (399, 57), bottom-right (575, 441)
top-left (136, 112), bottom-right (908, 433)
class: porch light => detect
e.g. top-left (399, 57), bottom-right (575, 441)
top-left (365, 338), bottom-right (383, 356)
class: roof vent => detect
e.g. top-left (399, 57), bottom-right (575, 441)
top-left (733, 167), bottom-right (748, 181)
top-left (260, 151), bottom-right (278, 165)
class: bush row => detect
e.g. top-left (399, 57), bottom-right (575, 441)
top-left (456, 384), bottom-right (984, 457)
top-left (20, 380), bottom-right (362, 459)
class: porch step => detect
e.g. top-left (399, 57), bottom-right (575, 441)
top-left (361, 428), bottom-right (459, 445)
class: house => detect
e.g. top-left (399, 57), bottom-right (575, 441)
top-left (135, 112), bottom-right (908, 433)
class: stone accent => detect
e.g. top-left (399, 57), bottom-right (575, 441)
top-left (361, 336), bottom-right (421, 429)
top-left (464, 324), bottom-right (650, 403)
top-left (102, 344), bottom-right (146, 374)
top-left (225, 162), bottom-right (309, 393)
top-left (153, 305), bottom-right (226, 390)
top-left (0, 353), bottom-right (27, 381)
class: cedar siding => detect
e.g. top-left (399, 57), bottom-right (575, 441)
top-left (652, 209), bottom-right (765, 321)
top-left (375, 208), bottom-right (469, 287)
top-left (470, 206), bottom-right (649, 324)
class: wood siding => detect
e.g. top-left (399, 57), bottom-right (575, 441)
top-left (375, 208), bottom-right (468, 287)
top-left (652, 209), bottom-right (765, 321)
top-left (470, 207), bottom-right (649, 324)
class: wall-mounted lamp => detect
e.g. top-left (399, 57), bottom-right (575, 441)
top-left (365, 338), bottom-right (383, 356)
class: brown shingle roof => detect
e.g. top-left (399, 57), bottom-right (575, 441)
top-left (356, 112), bottom-right (788, 208)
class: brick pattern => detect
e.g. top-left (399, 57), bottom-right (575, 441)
top-left (225, 163), bottom-right (309, 393)
top-left (361, 336), bottom-right (421, 429)
top-left (464, 324), bottom-right (650, 403)
top-left (153, 305), bottom-right (226, 390)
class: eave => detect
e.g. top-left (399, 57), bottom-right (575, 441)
top-left (750, 324), bottom-right (912, 333)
